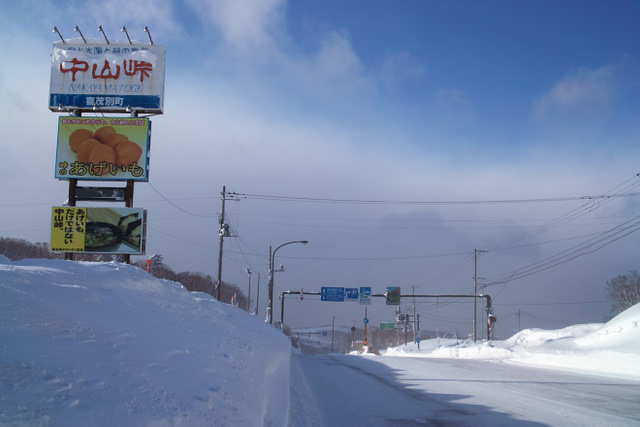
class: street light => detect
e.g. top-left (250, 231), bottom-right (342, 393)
top-left (254, 272), bottom-right (261, 316)
top-left (267, 240), bottom-right (308, 324)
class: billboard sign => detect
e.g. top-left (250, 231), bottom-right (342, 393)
top-left (51, 207), bottom-right (146, 254)
top-left (55, 116), bottom-right (150, 181)
top-left (49, 41), bottom-right (165, 113)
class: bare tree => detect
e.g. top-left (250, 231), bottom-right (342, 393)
top-left (606, 270), bottom-right (640, 314)
top-left (0, 237), bottom-right (61, 260)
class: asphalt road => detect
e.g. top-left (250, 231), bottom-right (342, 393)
top-left (289, 352), bottom-right (640, 426)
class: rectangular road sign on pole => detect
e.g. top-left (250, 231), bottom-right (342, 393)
top-left (321, 287), bottom-right (345, 302)
top-left (345, 288), bottom-right (359, 301)
top-left (359, 287), bottom-right (372, 304)
top-left (385, 286), bottom-right (401, 305)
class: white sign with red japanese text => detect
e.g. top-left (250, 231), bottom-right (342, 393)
top-left (49, 41), bottom-right (165, 113)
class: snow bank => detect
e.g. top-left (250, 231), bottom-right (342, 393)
top-left (0, 257), bottom-right (291, 426)
top-left (381, 304), bottom-right (640, 380)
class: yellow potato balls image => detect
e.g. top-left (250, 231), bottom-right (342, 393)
top-left (88, 145), bottom-right (116, 176)
top-left (69, 129), bottom-right (94, 152)
top-left (94, 126), bottom-right (117, 143)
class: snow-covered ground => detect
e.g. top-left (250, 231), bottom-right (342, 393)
top-left (383, 307), bottom-right (640, 381)
top-left (1, 256), bottom-right (639, 425)
top-left (0, 256), bottom-right (291, 426)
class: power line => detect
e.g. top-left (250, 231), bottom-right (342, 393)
top-left (229, 191), bottom-right (640, 206)
top-left (517, 310), bottom-right (586, 325)
top-left (482, 173), bottom-right (640, 289)
top-left (488, 215), bottom-right (640, 286)
top-left (487, 173), bottom-right (640, 250)
top-left (147, 183), bottom-right (218, 218)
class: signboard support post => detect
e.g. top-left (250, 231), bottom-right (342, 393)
top-left (124, 180), bottom-right (134, 261)
top-left (64, 179), bottom-right (78, 261)
top-left (122, 179), bottom-right (134, 264)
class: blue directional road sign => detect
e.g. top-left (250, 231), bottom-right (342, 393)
top-left (359, 287), bottom-right (372, 305)
top-left (321, 287), bottom-right (345, 302)
top-left (345, 288), bottom-right (359, 301)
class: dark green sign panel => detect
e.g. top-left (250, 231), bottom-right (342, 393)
top-left (385, 286), bottom-right (401, 305)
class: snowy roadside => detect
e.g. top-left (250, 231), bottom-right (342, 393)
top-left (381, 304), bottom-right (640, 381)
top-left (0, 257), bottom-right (292, 426)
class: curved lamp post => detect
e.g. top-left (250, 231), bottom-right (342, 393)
top-left (267, 240), bottom-right (308, 324)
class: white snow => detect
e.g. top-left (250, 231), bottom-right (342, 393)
top-left (382, 307), bottom-right (640, 381)
top-left (0, 256), bottom-right (290, 426)
top-left (1, 256), bottom-right (639, 425)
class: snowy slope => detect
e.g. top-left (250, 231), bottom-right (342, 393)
top-left (0, 256), bottom-right (291, 426)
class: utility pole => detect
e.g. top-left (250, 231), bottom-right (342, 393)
top-left (416, 313), bottom-right (421, 350)
top-left (254, 273), bottom-right (261, 316)
top-left (245, 269), bottom-right (252, 312)
top-left (331, 315), bottom-right (335, 353)
top-left (267, 246), bottom-right (273, 323)
top-left (216, 186), bottom-right (227, 301)
top-left (412, 286), bottom-right (417, 343)
top-left (473, 248), bottom-right (487, 342)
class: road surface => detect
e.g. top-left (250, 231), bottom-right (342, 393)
top-left (288, 352), bottom-right (640, 426)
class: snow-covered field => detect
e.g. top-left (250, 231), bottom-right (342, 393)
top-left (383, 307), bottom-right (640, 381)
top-left (1, 256), bottom-right (639, 425)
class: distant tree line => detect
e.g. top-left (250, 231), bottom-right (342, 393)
top-left (0, 237), bottom-right (247, 309)
top-left (1, 238), bottom-right (61, 260)
top-left (132, 254), bottom-right (248, 308)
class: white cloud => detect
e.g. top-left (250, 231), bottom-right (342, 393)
top-left (295, 30), bottom-right (369, 95)
top-left (533, 64), bottom-right (618, 119)
top-left (437, 89), bottom-right (472, 112)
top-left (98, 0), bottom-right (184, 40)
top-left (18, 0), bottom-right (185, 43)
top-left (187, 0), bottom-right (286, 54)
top-left (378, 51), bottom-right (425, 87)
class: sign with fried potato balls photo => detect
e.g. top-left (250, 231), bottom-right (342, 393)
top-left (55, 117), bottom-right (150, 181)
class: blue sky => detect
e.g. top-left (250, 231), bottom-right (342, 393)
top-left (1, 0), bottom-right (640, 337)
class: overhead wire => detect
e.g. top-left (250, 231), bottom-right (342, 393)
top-left (488, 212), bottom-right (640, 287)
top-left (147, 183), bottom-right (218, 218)
top-left (229, 191), bottom-right (640, 206)
top-left (484, 173), bottom-right (640, 291)
top-left (487, 173), bottom-right (640, 250)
